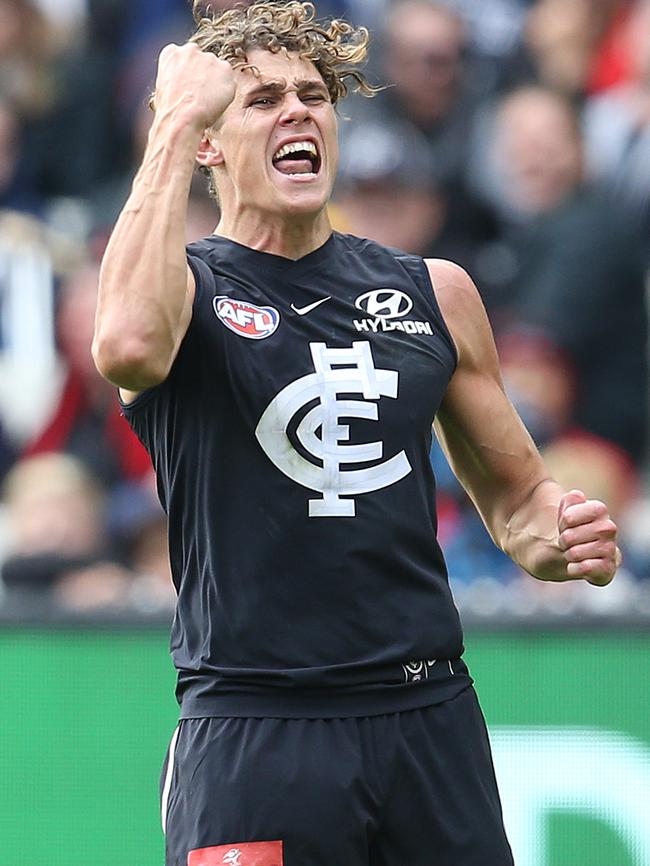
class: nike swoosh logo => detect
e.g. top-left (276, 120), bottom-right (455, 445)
top-left (290, 296), bottom-right (331, 316)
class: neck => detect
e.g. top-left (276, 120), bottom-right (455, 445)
top-left (215, 208), bottom-right (333, 260)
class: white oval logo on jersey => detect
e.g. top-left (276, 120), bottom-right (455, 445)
top-left (355, 289), bottom-right (413, 320)
top-left (213, 297), bottom-right (280, 340)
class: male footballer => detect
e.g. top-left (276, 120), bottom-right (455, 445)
top-left (93, 3), bottom-right (620, 864)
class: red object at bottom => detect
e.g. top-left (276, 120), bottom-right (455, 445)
top-left (188, 841), bottom-right (283, 866)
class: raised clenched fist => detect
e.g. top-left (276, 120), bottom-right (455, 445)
top-left (151, 43), bottom-right (236, 132)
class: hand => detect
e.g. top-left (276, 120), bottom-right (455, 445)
top-left (151, 43), bottom-right (236, 131)
top-left (557, 489), bottom-right (621, 586)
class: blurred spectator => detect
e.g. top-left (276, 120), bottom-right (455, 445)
top-left (32, 0), bottom-right (86, 34)
top-left (0, 0), bottom-right (116, 200)
top-left (543, 434), bottom-right (638, 522)
top-left (0, 0), bottom-right (56, 118)
top-left (498, 326), bottom-right (640, 524)
top-left (0, 452), bottom-right (133, 609)
top-left (335, 120), bottom-right (447, 254)
top-left (523, 0), bottom-right (623, 97)
top-left (0, 209), bottom-right (63, 444)
top-left (583, 0), bottom-right (642, 94)
top-left (0, 93), bottom-right (82, 447)
top-left (334, 119), bottom-right (494, 263)
top-left (442, 0), bottom-right (533, 96)
top-left (482, 86), bottom-right (648, 464)
top-left (0, 96), bottom-right (42, 215)
top-left (0, 92), bottom-right (91, 453)
top-left (343, 0), bottom-right (478, 202)
top-left (583, 0), bottom-right (650, 238)
top-left (23, 260), bottom-right (152, 488)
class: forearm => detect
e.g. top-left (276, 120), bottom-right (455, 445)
top-left (93, 109), bottom-right (201, 389)
top-left (500, 477), bottom-right (568, 581)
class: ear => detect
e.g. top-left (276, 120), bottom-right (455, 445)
top-left (196, 131), bottom-right (224, 168)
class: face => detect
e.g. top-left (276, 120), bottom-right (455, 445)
top-left (385, 3), bottom-right (463, 122)
top-left (205, 48), bottom-right (338, 220)
top-left (497, 90), bottom-right (583, 213)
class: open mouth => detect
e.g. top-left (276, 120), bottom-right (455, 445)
top-left (272, 140), bottom-right (322, 178)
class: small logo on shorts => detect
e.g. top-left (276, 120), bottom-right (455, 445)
top-left (188, 840), bottom-right (284, 866)
top-left (213, 297), bottom-right (280, 340)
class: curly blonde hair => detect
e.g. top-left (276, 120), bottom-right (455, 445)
top-left (189, 1), bottom-right (376, 104)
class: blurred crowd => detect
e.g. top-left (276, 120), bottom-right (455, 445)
top-left (0, 0), bottom-right (649, 616)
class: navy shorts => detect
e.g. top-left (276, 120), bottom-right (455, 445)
top-left (161, 686), bottom-right (514, 866)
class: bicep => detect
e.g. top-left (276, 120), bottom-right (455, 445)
top-left (429, 259), bottom-right (548, 539)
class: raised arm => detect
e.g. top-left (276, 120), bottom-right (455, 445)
top-left (429, 259), bottom-right (620, 586)
top-left (92, 44), bottom-right (235, 394)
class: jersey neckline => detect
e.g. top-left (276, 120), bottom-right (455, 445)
top-left (199, 231), bottom-right (338, 272)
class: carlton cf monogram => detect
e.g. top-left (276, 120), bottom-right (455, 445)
top-left (255, 341), bottom-right (412, 517)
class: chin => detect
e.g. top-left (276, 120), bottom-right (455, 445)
top-left (269, 169), bottom-right (332, 215)
top-left (274, 187), bottom-right (330, 218)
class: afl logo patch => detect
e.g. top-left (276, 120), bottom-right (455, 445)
top-left (213, 296), bottom-right (280, 340)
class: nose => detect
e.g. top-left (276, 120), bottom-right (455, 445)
top-left (280, 91), bottom-right (310, 125)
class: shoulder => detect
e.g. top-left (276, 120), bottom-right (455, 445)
top-left (424, 258), bottom-right (479, 309)
top-left (424, 259), bottom-right (494, 368)
top-left (186, 234), bottom-right (222, 257)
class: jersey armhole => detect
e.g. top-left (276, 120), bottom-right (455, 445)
top-left (417, 258), bottom-right (460, 372)
top-left (186, 253), bottom-right (213, 304)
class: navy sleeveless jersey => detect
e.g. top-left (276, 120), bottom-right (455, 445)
top-left (122, 232), bottom-right (471, 718)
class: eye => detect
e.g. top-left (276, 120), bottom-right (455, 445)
top-left (303, 94), bottom-right (327, 104)
top-left (251, 97), bottom-right (276, 107)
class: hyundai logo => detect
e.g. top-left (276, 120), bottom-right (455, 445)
top-left (355, 289), bottom-right (413, 320)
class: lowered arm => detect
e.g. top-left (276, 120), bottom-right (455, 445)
top-left (429, 259), bottom-right (619, 586)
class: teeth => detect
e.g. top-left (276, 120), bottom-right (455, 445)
top-left (273, 141), bottom-right (318, 161)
